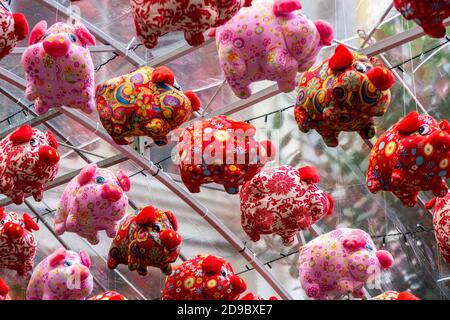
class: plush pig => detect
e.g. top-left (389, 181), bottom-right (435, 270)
top-left (240, 165), bottom-right (334, 245)
top-left (26, 248), bottom-right (94, 300)
top-left (373, 291), bottom-right (420, 300)
top-left (295, 44), bottom-right (395, 147)
top-left (366, 111), bottom-right (450, 207)
top-left (162, 254), bottom-right (247, 300)
top-left (21, 21), bottom-right (96, 115)
top-left (240, 293), bottom-right (278, 300)
top-left (298, 228), bottom-right (394, 300)
top-left (96, 66), bottom-right (201, 146)
top-left (108, 205), bottom-right (182, 276)
top-left (211, 0), bottom-right (334, 98)
top-left (89, 291), bottom-right (127, 300)
top-left (0, 277), bottom-right (10, 300)
top-left (130, 0), bottom-right (252, 49)
top-left (177, 115), bottom-right (276, 194)
top-left (54, 163), bottom-right (131, 245)
top-left (0, 124), bottom-right (60, 205)
top-left (425, 193), bottom-right (450, 263)
top-left (0, 208), bottom-right (39, 276)
top-left (394, 0), bottom-right (450, 38)
top-left (0, 1), bottom-right (28, 60)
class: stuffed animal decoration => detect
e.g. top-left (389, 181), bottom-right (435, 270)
top-left (177, 115), bottom-right (276, 194)
top-left (54, 163), bottom-right (131, 245)
top-left (295, 44), bottom-right (395, 147)
top-left (88, 291), bottom-right (127, 300)
top-left (130, 0), bottom-right (252, 49)
top-left (107, 205), bottom-right (182, 276)
top-left (425, 193), bottom-right (450, 263)
top-left (0, 124), bottom-right (60, 205)
top-left (211, 0), bottom-right (334, 98)
top-left (393, 0), bottom-right (450, 38)
top-left (162, 254), bottom-right (247, 300)
top-left (0, 208), bottom-right (39, 276)
top-left (373, 291), bottom-right (420, 300)
top-left (298, 228), bottom-right (394, 300)
top-left (96, 66), bottom-right (201, 146)
top-left (366, 111), bottom-right (450, 207)
top-left (240, 293), bottom-right (278, 300)
top-left (26, 248), bottom-right (94, 300)
top-left (0, 277), bottom-right (10, 300)
top-left (22, 21), bottom-right (96, 115)
top-left (0, 1), bottom-right (28, 60)
top-left (240, 165), bottom-right (334, 245)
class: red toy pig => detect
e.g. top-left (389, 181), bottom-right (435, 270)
top-left (0, 1), bottom-right (28, 60)
top-left (425, 193), bottom-right (450, 263)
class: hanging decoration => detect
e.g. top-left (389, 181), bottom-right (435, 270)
top-left (0, 124), bottom-right (60, 205)
top-left (22, 21), bottom-right (96, 115)
top-left (162, 254), bottom-right (247, 300)
top-left (0, 1), bottom-right (28, 60)
top-left (211, 0), bottom-right (334, 98)
top-left (240, 165), bottom-right (334, 245)
top-left (366, 111), bottom-right (450, 207)
top-left (54, 163), bottom-right (131, 245)
top-left (425, 193), bottom-right (450, 263)
top-left (96, 66), bottom-right (201, 145)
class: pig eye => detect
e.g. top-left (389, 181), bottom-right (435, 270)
top-left (68, 34), bottom-right (77, 43)
top-left (30, 138), bottom-right (39, 147)
top-left (365, 244), bottom-right (373, 251)
top-left (419, 125), bottom-right (430, 136)
top-left (64, 261), bottom-right (72, 267)
top-left (221, 267), bottom-right (228, 278)
top-left (0, 220), bottom-right (5, 225)
top-left (42, 33), bottom-right (50, 40)
top-left (19, 221), bottom-right (25, 227)
top-left (153, 224), bottom-right (161, 232)
top-left (95, 176), bottom-right (106, 184)
top-left (355, 62), bottom-right (367, 73)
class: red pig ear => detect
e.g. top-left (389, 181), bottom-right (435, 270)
top-left (78, 163), bottom-right (97, 186)
top-left (0, 207), bottom-right (5, 219)
top-left (396, 112), bottom-right (421, 134)
top-left (298, 166), bottom-right (320, 183)
top-left (397, 292), bottom-right (420, 300)
top-left (0, 278), bottom-right (9, 296)
top-left (75, 24), bottom-right (96, 46)
top-left (23, 213), bottom-right (39, 231)
top-left (439, 120), bottom-right (450, 132)
top-left (10, 124), bottom-right (33, 144)
top-left (49, 248), bottom-right (66, 267)
top-left (202, 256), bottom-right (223, 275)
top-left (29, 20), bottom-right (47, 45)
top-left (12, 13), bottom-right (29, 41)
top-left (329, 44), bottom-right (354, 71)
top-left (135, 206), bottom-right (157, 226)
top-left (79, 250), bottom-right (91, 268)
top-left (46, 130), bottom-right (58, 149)
top-left (185, 91), bottom-right (201, 111)
top-left (165, 210), bottom-right (179, 231)
top-left (151, 66), bottom-right (175, 85)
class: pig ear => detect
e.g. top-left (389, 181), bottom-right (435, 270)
top-left (329, 44), bottom-right (354, 71)
top-left (49, 248), bottom-right (66, 267)
top-left (135, 206), bottom-right (157, 226)
top-left (116, 170), bottom-right (131, 192)
top-left (12, 13), bottom-right (29, 41)
top-left (202, 255), bottom-right (223, 275)
top-left (79, 251), bottom-right (91, 268)
top-left (74, 24), bottom-right (96, 46)
top-left (273, 0), bottom-right (302, 16)
top-left (151, 66), bottom-right (175, 85)
top-left (10, 124), bottom-right (33, 144)
top-left (165, 210), bottom-right (179, 231)
top-left (78, 163), bottom-right (97, 186)
top-left (23, 213), bottom-right (39, 231)
top-left (46, 130), bottom-right (58, 149)
top-left (0, 278), bottom-right (9, 296)
top-left (396, 111), bottom-right (421, 134)
top-left (439, 120), bottom-right (450, 132)
top-left (298, 166), bottom-right (320, 183)
top-left (425, 198), bottom-right (436, 210)
top-left (29, 20), bottom-right (47, 45)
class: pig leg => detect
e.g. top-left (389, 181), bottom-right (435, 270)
top-left (366, 177), bottom-right (381, 193)
top-left (184, 182), bottom-right (201, 193)
top-left (104, 223), bottom-right (118, 238)
top-left (358, 122), bottom-right (376, 140)
top-left (86, 232), bottom-right (100, 245)
top-left (65, 212), bottom-right (81, 232)
top-left (113, 137), bottom-right (132, 145)
top-left (304, 282), bottom-right (322, 299)
top-left (352, 288), bottom-right (365, 299)
top-left (393, 190), bottom-right (418, 208)
top-left (320, 132), bottom-right (340, 148)
top-left (53, 214), bottom-right (66, 236)
top-left (34, 98), bottom-right (50, 115)
top-left (224, 183), bottom-right (240, 195)
top-left (280, 233), bottom-right (295, 246)
top-left (294, 107), bottom-right (311, 133)
top-left (246, 231), bottom-right (261, 242)
top-left (107, 248), bottom-right (119, 269)
top-left (431, 177), bottom-right (448, 198)
top-left (81, 99), bottom-right (95, 114)
top-left (184, 31), bottom-right (206, 47)
top-left (11, 192), bottom-right (25, 205)
top-left (25, 83), bottom-right (38, 101)
top-left (161, 264), bottom-right (172, 275)
top-left (0, 173), bottom-right (14, 192)
top-left (266, 49), bottom-right (298, 92)
top-left (277, 77), bottom-right (297, 93)
top-left (31, 184), bottom-right (44, 202)
top-left (337, 279), bottom-right (354, 296)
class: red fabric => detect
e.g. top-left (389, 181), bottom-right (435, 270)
top-left (367, 67), bottom-right (395, 91)
top-left (424, 192), bottom-right (450, 262)
top-left (12, 13), bottom-right (28, 40)
top-left (9, 125), bottom-right (32, 144)
top-left (88, 291), bottom-right (127, 300)
top-left (329, 44), bottom-right (354, 71)
top-left (0, 7), bottom-right (29, 60)
top-left (0, 277), bottom-right (9, 301)
top-left (152, 66), bottom-right (175, 85)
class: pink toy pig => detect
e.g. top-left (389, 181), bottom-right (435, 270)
top-left (54, 163), bottom-right (131, 245)
top-left (211, 0), bottom-right (334, 98)
top-left (21, 21), bottom-right (96, 115)
top-left (26, 248), bottom-right (94, 300)
top-left (298, 228), bottom-right (394, 300)
top-left (425, 193), bottom-right (450, 263)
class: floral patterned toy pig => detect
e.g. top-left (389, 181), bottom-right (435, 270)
top-left (240, 165), bottom-right (334, 245)
top-left (0, 1), bottom-right (28, 60)
top-left (0, 277), bottom-right (10, 300)
top-left (54, 163), bottom-right (131, 245)
top-left (0, 208), bottom-right (39, 276)
top-left (108, 205), bottom-right (182, 276)
top-left (177, 115), bottom-right (276, 194)
top-left (96, 66), bottom-right (201, 146)
top-left (0, 124), bottom-right (60, 205)
top-left (89, 291), bottom-right (127, 300)
top-left (162, 254), bottom-right (247, 300)
top-left (425, 192), bottom-right (450, 263)
top-left (295, 44), bottom-right (395, 147)
top-left (22, 21), bottom-right (96, 115)
top-left (211, 0), bottom-right (334, 98)
top-left (131, 0), bottom-right (252, 48)
top-left (394, 0), bottom-right (450, 38)
top-left (26, 248), bottom-right (94, 300)
top-left (366, 111), bottom-right (450, 207)
top-left (298, 228), bottom-right (394, 300)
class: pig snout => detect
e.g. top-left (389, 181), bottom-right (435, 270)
top-left (429, 131), bottom-right (450, 151)
top-left (43, 35), bottom-right (71, 58)
top-left (160, 229), bottom-right (182, 250)
top-left (4, 222), bottom-right (25, 239)
top-left (38, 145), bottom-right (60, 165)
top-left (101, 183), bottom-right (123, 202)
top-left (70, 266), bottom-right (90, 282)
top-left (230, 275), bottom-right (247, 294)
top-left (376, 250), bottom-right (394, 269)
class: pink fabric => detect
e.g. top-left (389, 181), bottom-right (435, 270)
top-left (21, 21), bottom-right (96, 115)
top-left (214, 0), bottom-right (334, 98)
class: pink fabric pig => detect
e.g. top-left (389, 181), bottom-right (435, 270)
top-left (26, 248), bottom-right (94, 300)
top-left (425, 193), bottom-right (450, 263)
top-left (21, 21), bottom-right (96, 115)
top-left (54, 163), bottom-right (131, 245)
top-left (212, 0), bottom-right (334, 98)
top-left (298, 228), bottom-right (394, 300)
